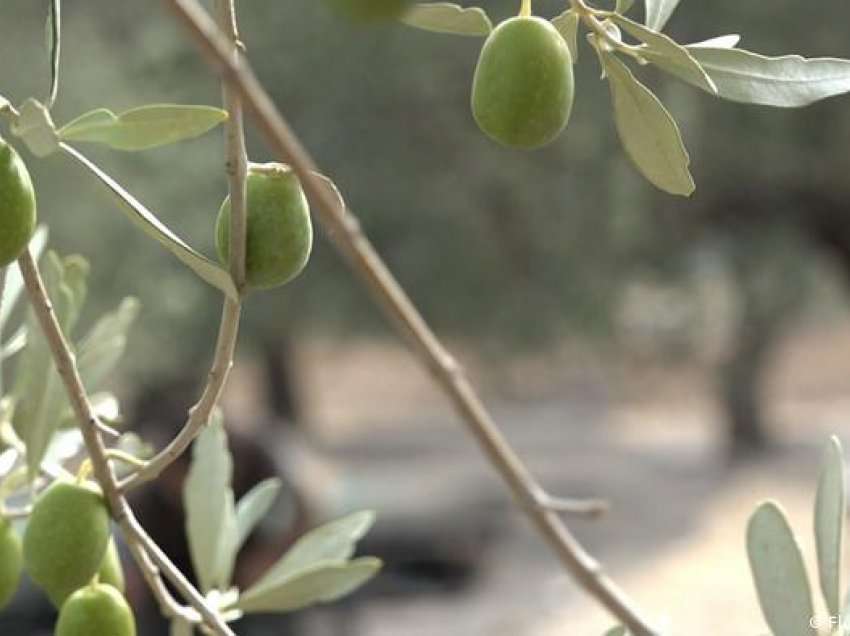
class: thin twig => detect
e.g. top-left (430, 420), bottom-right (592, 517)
top-left (16, 249), bottom-right (236, 636)
top-left (119, 0), bottom-right (249, 494)
top-left (161, 2), bottom-right (660, 634)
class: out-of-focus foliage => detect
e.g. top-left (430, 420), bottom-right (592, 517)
top-left (0, 0), bottom-right (847, 380)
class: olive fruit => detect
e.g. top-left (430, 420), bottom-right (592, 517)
top-left (0, 137), bottom-right (37, 267)
top-left (0, 518), bottom-right (23, 610)
top-left (98, 539), bottom-right (125, 593)
top-left (55, 583), bottom-right (136, 636)
top-left (23, 480), bottom-right (110, 607)
top-left (471, 16), bottom-right (575, 149)
top-left (216, 162), bottom-right (313, 291)
top-left (324, 0), bottom-right (411, 22)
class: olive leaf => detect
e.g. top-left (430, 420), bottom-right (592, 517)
top-left (615, 0), bottom-right (634, 15)
top-left (59, 104), bottom-right (228, 152)
top-left (608, 14), bottom-right (716, 94)
top-left (237, 558), bottom-right (381, 614)
top-left (235, 478), bottom-right (282, 554)
top-left (600, 51), bottom-right (695, 196)
top-left (551, 10), bottom-right (580, 63)
top-left (10, 98), bottom-right (59, 157)
top-left (814, 436), bottom-right (845, 618)
top-left (643, 0), bottom-right (681, 32)
top-left (688, 34), bottom-right (740, 49)
top-left (60, 144), bottom-right (238, 301)
top-left (0, 326), bottom-right (26, 361)
top-left (747, 501), bottom-right (816, 636)
top-left (236, 510), bottom-right (379, 613)
top-left (400, 3), bottom-right (492, 37)
top-left (12, 251), bottom-right (88, 477)
top-left (184, 412), bottom-right (238, 593)
top-left (682, 47), bottom-right (850, 107)
top-left (45, 0), bottom-right (61, 108)
top-left (0, 226), bottom-right (49, 333)
top-left (76, 297), bottom-right (140, 389)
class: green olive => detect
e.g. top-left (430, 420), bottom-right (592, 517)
top-left (216, 162), bottom-right (313, 291)
top-left (23, 481), bottom-right (111, 607)
top-left (0, 519), bottom-right (23, 610)
top-left (325, 0), bottom-right (411, 21)
top-left (471, 16), bottom-right (575, 149)
top-left (0, 137), bottom-right (37, 267)
top-left (55, 583), bottom-right (136, 636)
top-left (97, 539), bottom-right (125, 593)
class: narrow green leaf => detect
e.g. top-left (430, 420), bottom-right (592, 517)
top-left (551, 11), bottom-right (580, 63)
top-left (12, 252), bottom-right (88, 477)
top-left (688, 34), bottom-right (740, 49)
top-left (814, 436), bottom-right (845, 617)
top-left (59, 104), bottom-right (228, 151)
top-left (685, 47), bottom-right (850, 107)
top-left (246, 510), bottom-right (377, 599)
top-left (45, 0), bottom-right (61, 108)
top-left (184, 413), bottom-right (238, 592)
top-left (609, 14), bottom-right (716, 93)
top-left (235, 478), bottom-right (282, 554)
top-left (600, 52), bottom-right (695, 196)
top-left (0, 326), bottom-right (27, 361)
top-left (238, 558), bottom-right (381, 614)
top-left (615, 0), bottom-right (634, 15)
top-left (60, 144), bottom-right (238, 300)
top-left (10, 98), bottom-right (59, 157)
top-left (747, 501), bottom-right (816, 636)
top-left (0, 227), bottom-right (49, 332)
top-left (401, 3), bottom-right (492, 36)
top-left (643, 0), bottom-right (681, 32)
top-left (76, 297), bottom-right (140, 390)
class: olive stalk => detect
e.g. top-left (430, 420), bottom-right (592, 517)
top-left (161, 1), bottom-right (660, 634)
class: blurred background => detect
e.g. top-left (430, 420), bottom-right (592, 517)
top-left (2, 0), bottom-right (850, 633)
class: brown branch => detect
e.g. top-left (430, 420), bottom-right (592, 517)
top-left (160, 1), bottom-right (660, 634)
top-left (17, 249), bottom-right (236, 636)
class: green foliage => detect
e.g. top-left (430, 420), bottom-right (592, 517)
top-left (183, 417), bottom-right (380, 618)
top-left (747, 437), bottom-right (847, 635)
top-left (0, 518), bottom-right (22, 610)
top-left (401, 3), bottom-right (492, 36)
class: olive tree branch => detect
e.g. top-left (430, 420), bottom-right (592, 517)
top-left (116, 0), bottom-right (249, 496)
top-left (16, 248), bottom-right (236, 636)
top-left (161, 1), bottom-right (659, 634)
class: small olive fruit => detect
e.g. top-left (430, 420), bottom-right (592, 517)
top-left (471, 16), bottom-right (575, 149)
top-left (98, 539), bottom-right (125, 593)
top-left (23, 480), bottom-right (110, 607)
top-left (0, 137), bottom-right (37, 267)
top-left (216, 162), bottom-right (313, 290)
top-left (0, 518), bottom-right (23, 610)
top-left (55, 583), bottom-right (136, 636)
top-left (324, 0), bottom-right (411, 22)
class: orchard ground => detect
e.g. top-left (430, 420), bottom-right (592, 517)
top-left (214, 312), bottom-right (850, 635)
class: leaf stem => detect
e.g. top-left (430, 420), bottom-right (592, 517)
top-left (161, 1), bottom-right (661, 634)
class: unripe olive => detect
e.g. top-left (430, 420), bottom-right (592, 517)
top-left (0, 137), bottom-right (37, 267)
top-left (216, 162), bottom-right (313, 291)
top-left (98, 539), bottom-right (125, 593)
top-left (324, 0), bottom-right (411, 22)
top-left (55, 583), bottom-right (136, 636)
top-left (0, 519), bottom-right (23, 610)
top-left (471, 16), bottom-right (575, 149)
top-left (23, 481), bottom-right (111, 607)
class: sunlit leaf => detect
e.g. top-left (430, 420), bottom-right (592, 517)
top-left (59, 104), bottom-right (228, 151)
top-left (747, 501), bottom-right (815, 636)
top-left (235, 478), bottom-right (282, 554)
top-left (551, 10), bottom-right (580, 63)
top-left (684, 47), bottom-right (850, 107)
top-left (10, 98), bottom-right (59, 157)
top-left (688, 34), bottom-right (740, 49)
top-left (814, 436), bottom-right (845, 617)
top-left (600, 52), bottom-right (694, 196)
top-left (237, 557), bottom-right (381, 614)
top-left (401, 3), bottom-right (492, 37)
top-left (60, 144), bottom-right (238, 300)
top-left (184, 412), bottom-right (238, 593)
top-left (643, 0), bottom-right (681, 32)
